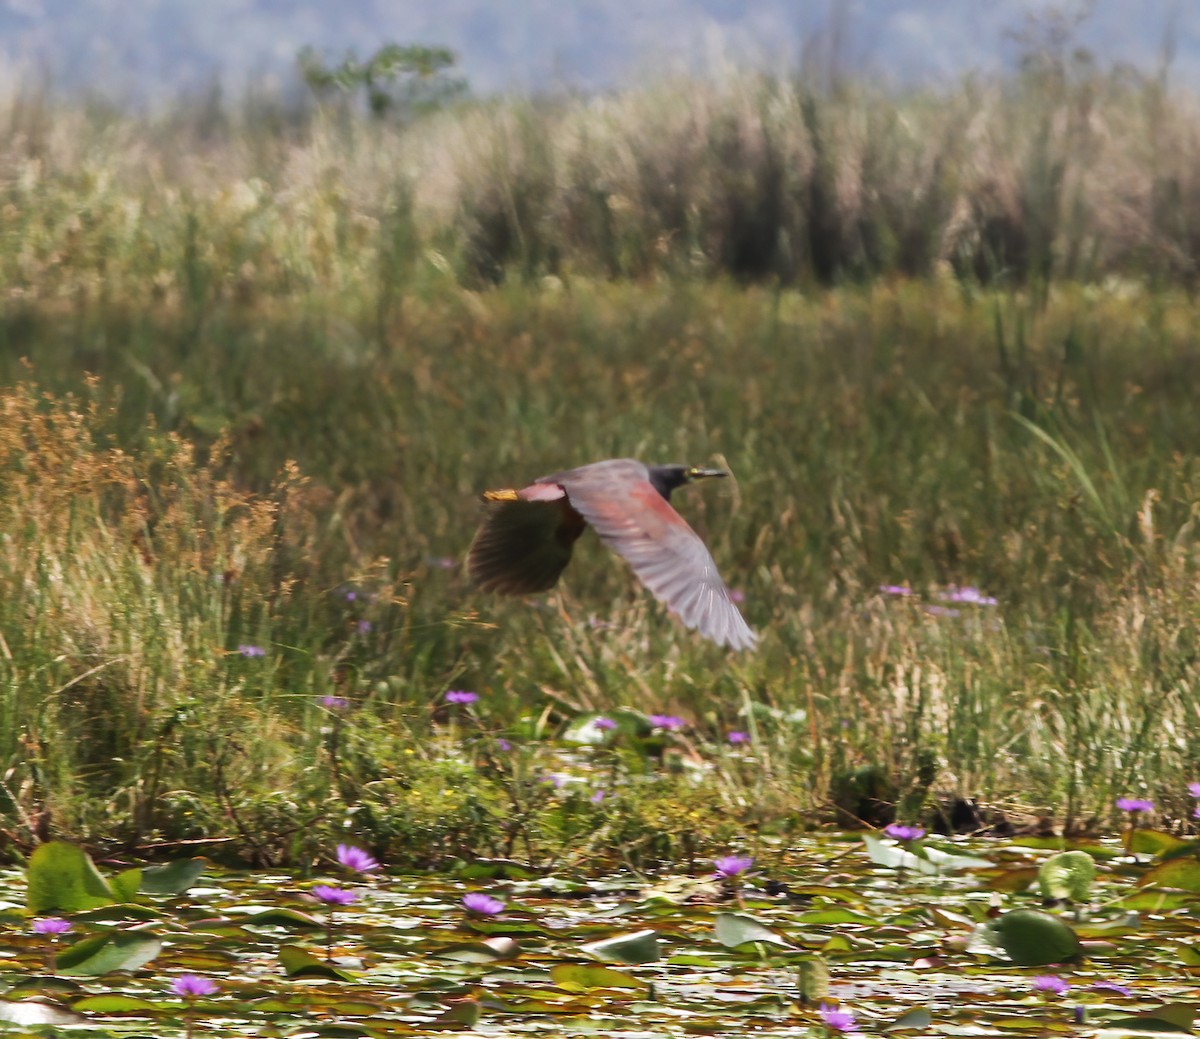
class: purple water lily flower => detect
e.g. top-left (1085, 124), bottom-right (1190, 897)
top-left (880, 584), bottom-right (913, 596)
top-left (322, 695), bottom-right (349, 709)
top-left (713, 855), bottom-right (754, 879)
top-left (1188, 782), bottom-right (1200, 798)
top-left (1033, 975), bottom-right (1069, 995)
top-left (356, 619), bottom-right (372, 634)
top-left (311, 884), bottom-right (357, 906)
top-left (1115, 797), bottom-right (1154, 814)
top-left (590, 789), bottom-right (607, 804)
top-left (445, 690), bottom-right (479, 705)
top-left (32, 917), bottom-right (72, 935)
top-left (727, 731), bottom-right (749, 744)
top-left (336, 844), bottom-right (380, 873)
top-left (884, 823), bottom-right (925, 842)
top-left (496, 738), bottom-right (512, 751)
top-left (818, 1004), bottom-right (859, 1033)
top-left (593, 717), bottom-right (617, 731)
top-left (172, 974), bottom-right (218, 998)
top-left (462, 893), bottom-right (505, 916)
top-left (648, 714), bottom-right (685, 731)
top-left (237, 644), bottom-right (266, 657)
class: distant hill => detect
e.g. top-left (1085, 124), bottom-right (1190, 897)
top-left (1, 0), bottom-right (1196, 100)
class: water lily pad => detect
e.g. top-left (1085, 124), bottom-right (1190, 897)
top-left (73, 994), bottom-right (161, 1012)
top-left (1129, 831), bottom-right (1200, 860)
top-left (111, 868), bottom-right (142, 903)
top-left (885, 1007), bottom-right (933, 1031)
top-left (25, 841), bottom-right (115, 913)
top-left (1038, 850), bottom-right (1097, 901)
top-left (78, 903), bottom-right (163, 922)
top-left (796, 957), bottom-right (830, 1003)
top-left (862, 834), bottom-right (939, 875)
top-left (437, 937), bottom-right (520, 962)
top-left (140, 857), bottom-right (207, 895)
top-left (1103, 1003), bottom-right (1197, 1033)
top-left (715, 912), bottom-right (793, 949)
top-left (241, 906), bottom-right (324, 927)
top-left (279, 944), bottom-right (356, 980)
top-left (431, 998), bottom-right (482, 1027)
top-left (0, 998), bottom-right (87, 1026)
top-left (921, 846), bottom-right (992, 871)
top-left (57, 931), bottom-right (162, 976)
top-left (580, 929), bottom-right (660, 963)
top-left (1138, 858), bottom-right (1200, 892)
top-left (454, 858), bottom-right (536, 881)
top-left (985, 909), bottom-right (1080, 965)
top-left (550, 963), bottom-right (647, 991)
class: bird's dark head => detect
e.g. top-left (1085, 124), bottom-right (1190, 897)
top-left (648, 464), bottom-right (728, 500)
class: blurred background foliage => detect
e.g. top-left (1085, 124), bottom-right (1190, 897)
top-left (0, 36), bottom-right (1198, 864)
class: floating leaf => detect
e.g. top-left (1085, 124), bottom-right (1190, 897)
top-left (454, 859), bottom-right (536, 882)
top-left (437, 937), bottom-right (520, 963)
top-left (1146, 1005), bottom-right (1198, 1030)
top-left (1138, 858), bottom-right (1200, 892)
top-left (796, 957), bottom-right (830, 1004)
top-left (1129, 831), bottom-right (1200, 860)
top-left (242, 907), bottom-right (324, 928)
top-left (431, 999), bottom-right (482, 1027)
top-left (110, 868), bottom-right (142, 903)
top-left (886, 1007), bottom-right (933, 1031)
top-left (279, 944), bottom-right (356, 981)
top-left (986, 909), bottom-right (1080, 965)
top-left (25, 842), bottom-right (115, 913)
top-left (1177, 944), bottom-right (1200, 967)
top-left (73, 994), bottom-right (161, 1012)
top-left (580, 929), bottom-right (660, 964)
top-left (714, 912), bottom-right (792, 949)
top-left (140, 858), bottom-right (207, 896)
top-left (0, 999), bottom-right (88, 1026)
top-left (1038, 850), bottom-right (1096, 901)
top-left (1104, 1003), bottom-right (1197, 1033)
top-left (982, 866), bottom-right (1039, 893)
top-left (921, 846), bottom-right (991, 871)
top-left (551, 963), bottom-right (647, 992)
top-left (78, 903), bottom-right (162, 923)
top-left (797, 909), bottom-right (878, 925)
top-left (57, 931), bottom-right (162, 976)
top-left (862, 834), bottom-right (938, 875)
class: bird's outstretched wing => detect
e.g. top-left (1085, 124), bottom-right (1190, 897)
top-left (467, 486), bottom-right (586, 595)
top-left (555, 472), bottom-right (757, 652)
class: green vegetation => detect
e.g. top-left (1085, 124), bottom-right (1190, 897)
top-left (6, 833), bottom-right (1200, 1036)
top-left (0, 57), bottom-right (1198, 865)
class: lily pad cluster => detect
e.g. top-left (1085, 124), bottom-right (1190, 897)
top-left (2, 823), bottom-right (1200, 1036)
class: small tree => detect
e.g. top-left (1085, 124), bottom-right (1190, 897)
top-left (298, 43), bottom-right (467, 120)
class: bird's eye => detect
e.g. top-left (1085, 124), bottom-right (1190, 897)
top-left (685, 467), bottom-right (700, 479)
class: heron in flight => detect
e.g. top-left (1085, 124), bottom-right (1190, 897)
top-left (468, 459), bottom-right (755, 651)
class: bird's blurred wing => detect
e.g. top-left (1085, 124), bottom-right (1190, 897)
top-left (561, 478), bottom-right (757, 651)
top-left (468, 486), bottom-right (585, 595)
